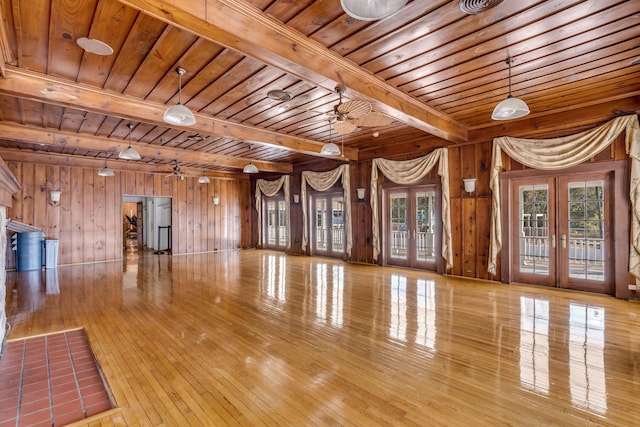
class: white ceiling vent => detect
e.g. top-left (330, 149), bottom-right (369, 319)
top-left (459, 0), bottom-right (504, 15)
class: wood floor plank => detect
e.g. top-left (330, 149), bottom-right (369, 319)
top-left (4, 249), bottom-right (640, 426)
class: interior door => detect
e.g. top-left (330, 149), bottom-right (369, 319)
top-left (385, 186), bottom-right (438, 270)
top-left (511, 172), bottom-right (613, 293)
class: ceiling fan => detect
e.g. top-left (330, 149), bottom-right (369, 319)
top-left (165, 160), bottom-right (186, 180)
top-left (327, 85), bottom-right (394, 134)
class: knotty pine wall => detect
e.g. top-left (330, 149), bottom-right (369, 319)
top-left (5, 161), bottom-right (252, 268)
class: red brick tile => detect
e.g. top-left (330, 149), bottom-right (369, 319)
top-left (21, 387), bottom-right (51, 405)
top-left (0, 417), bottom-right (18, 427)
top-left (17, 408), bottom-right (51, 426)
top-left (52, 408), bottom-right (84, 426)
top-left (51, 389), bottom-right (80, 406)
top-left (52, 399), bottom-right (82, 418)
top-left (50, 374), bottom-right (75, 388)
top-left (82, 390), bottom-right (109, 406)
top-left (21, 380), bottom-right (49, 395)
top-left (19, 398), bottom-right (52, 416)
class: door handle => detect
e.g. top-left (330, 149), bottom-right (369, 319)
top-left (561, 234), bottom-right (567, 249)
top-left (551, 234), bottom-right (556, 249)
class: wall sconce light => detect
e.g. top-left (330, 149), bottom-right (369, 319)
top-left (212, 196), bottom-right (219, 206)
top-left (50, 190), bottom-right (61, 203)
top-left (293, 194), bottom-right (300, 204)
top-left (463, 178), bottom-right (477, 194)
top-left (356, 188), bottom-right (366, 200)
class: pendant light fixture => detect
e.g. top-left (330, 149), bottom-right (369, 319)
top-left (163, 67), bottom-right (196, 126)
top-left (197, 174), bottom-right (211, 184)
top-left (243, 145), bottom-right (259, 174)
top-left (320, 120), bottom-right (341, 156)
top-left (118, 124), bottom-right (141, 160)
top-left (492, 57), bottom-right (530, 120)
top-left (340, 0), bottom-right (406, 21)
top-left (98, 155), bottom-right (115, 176)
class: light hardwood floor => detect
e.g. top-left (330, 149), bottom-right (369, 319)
top-left (5, 249), bottom-right (640, 426)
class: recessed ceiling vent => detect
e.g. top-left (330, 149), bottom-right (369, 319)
top-left (459, 0), bottom-right (504, 15)
top-left (267, 90), bottom-right (293, 101)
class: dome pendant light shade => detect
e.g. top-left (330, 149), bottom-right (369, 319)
top-left (163, 67), bottom-right (196, 126)
top-left (340, 0), bottom-right (407, 21)
top-left (119, 124), bottom-right (141, 160)
top-left (320, 120), bottom-right (341, 156)
top-left (243, 162), bottom-right (259, 174)
top-left (98, 164), bottom-right (115, 177)
top-left (197, 175), bottom-right (211, 183)
top-left (492, 57), bottom-right (530, 120)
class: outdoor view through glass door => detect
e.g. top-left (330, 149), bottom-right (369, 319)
top-left (511, 172), bottom-right (613, 293)
top-left (311, 193), bottom-right (345, 257)
top-left (385, 186), bottom-right (438, 270)
top-left (263, 197), bottom-right (287, 250)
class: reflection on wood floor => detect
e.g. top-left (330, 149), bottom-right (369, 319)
top-left (5, 250), bottom-right (640, 425)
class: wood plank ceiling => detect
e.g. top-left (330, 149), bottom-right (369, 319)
top-left (0, 0), bottom-right (638, 176)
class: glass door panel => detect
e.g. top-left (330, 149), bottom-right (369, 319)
top-left (389, 192), bottom-right (408, 262)
top-left (277, 200), bottom-right (287, 247)
top-left (315, 197), bottom-right (328, 252)
top-left (266, 200), bottom-right (277, 246)
top-left (415, 190), bottom-right (436, 264)
top-left (331, 198), bottom-right (345, 253)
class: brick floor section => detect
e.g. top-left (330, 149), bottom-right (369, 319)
top-left (0, 329), bottom-right (113, 426)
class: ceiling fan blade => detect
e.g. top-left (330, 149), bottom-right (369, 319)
top-left (356, 111), bottom-right (394, 127)
top-left (336, 100), bottom-right (371, 119)
top-left (333, 120), bottom-right (358, 134)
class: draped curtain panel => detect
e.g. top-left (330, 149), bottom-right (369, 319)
top-left (301, 165), bottom-right (352, 256)
top-left (255, 175), bottom-right (291, 249)
top-left (370, 148), bottom-right (452, 270)
top-left (488, 115), bottom-right (640, 283)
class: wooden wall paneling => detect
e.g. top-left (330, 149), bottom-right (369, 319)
top-left (460, 145), bottom-right (476, 197)
top-left (230, 180), bottom-right (240, 250)
top-left (135, 172), bottom-right (147, 195)
top-left (104, 171), bottom-right (118, 261)
top-left (462, 198), bottom-right (476, 278)
top-left (220, 180), bottom-right (229, 250)
top-left (613, 133), bottom-right (627, 160)
top-left (198, 180), bottom-right (208, 252)
top-left (83, 169), bottom-right (95, 263)
top-left (145, 172), bottom-right (155, 196)
top-left (123, 169), bottom-right (135, 195)
top-left (33, 164), bottom-right (46, 232)
top-left (93, 169), bottom-right (106, 262)
top-left (59, 166), bottom-right (71, 265)
top-left (193, 178), bottom-right (202, 253)
top-left (21, 163), bottom-right (34, 226)
top-left (70, 167), bottom-right (84, 265)
top-left (5, 162), bottom-right (20, 269)
top-left (45, 165), bottom-right (60, 240)
top-left (289, 174), bottom-right (302, 254)
top-left (154, 173), bottom-right (163, 196)
top-left (176, 177), bottom-right (188, 254)
top-left (474, 197), bottom-right (492, 281)
top-left (475, 142), bottom-right (492, 197)
top-left (450, 197), bottom-right (462, 277)
top-left (186, 178), bottom-right (195, 253)
top-left (207, 181), bottom-right (215, 251)
top-left (212, 179), bottom-right (220, 251)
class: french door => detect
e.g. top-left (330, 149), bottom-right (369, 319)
top-left (311, 193), bottom-right (345, 257)
top-left (385, 185), bottom-right (439, 270)
top-left (263, 197), bottom-right (287, 250)
top-left (510, 172), bottom-right (613, 293)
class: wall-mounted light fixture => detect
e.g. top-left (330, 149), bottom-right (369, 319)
top-left (50, 190), bottom-right (61, 203)
top-left (293, 194), bottom-right (300, 204)
top-left (212, 196), bottom-right (220, 206)
top-left (356, 188), bottom-right (366, 200)
top-left (463, 178), bottom-right (477, 194)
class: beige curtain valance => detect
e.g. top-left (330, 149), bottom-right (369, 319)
top-left (255, 175), bottom-right (291, 249)
top-left (370, 148), bottom-right (452, 270)
top-left (488, 115), bottom-right (640, 282)
top-left (301, 165), bottom-right (352, 256)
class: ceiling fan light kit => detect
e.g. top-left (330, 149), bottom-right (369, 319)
top-left (492, 57), bottom-right (530, 120)
top-left (119, 124), bottom-right (141, 160)
top-left (340, 0), bottom-right (407, 21)
top-left (163, 67), bottom-right (196, 126)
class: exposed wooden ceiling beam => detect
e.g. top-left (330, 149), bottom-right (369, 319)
top-left (117, 0), bottom-right (468, 143)
top-left (0, 67), bottom-right (357, 161)
top-left (0, 122), bottom-right (293, 173)
top-left (0, 149), bottom-right (245, 180)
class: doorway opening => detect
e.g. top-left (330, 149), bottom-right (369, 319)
top-left (122, 196), bottom-right (172, 253)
